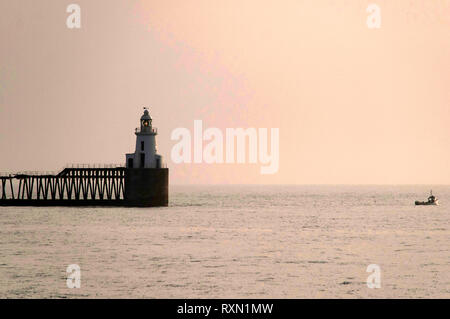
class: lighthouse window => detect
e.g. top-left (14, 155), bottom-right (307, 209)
top-left (140, 153), bottom-right (145, 168)
top-left (141, 141), bottom-right (144, 151)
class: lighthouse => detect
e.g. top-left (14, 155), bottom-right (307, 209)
top-left (123, 108), bottom-right (169, 207)
top-left (125, 108), bottom-right (163, 169)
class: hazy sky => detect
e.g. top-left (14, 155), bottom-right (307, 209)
top-left (0, 0), bottom-right (449, 184)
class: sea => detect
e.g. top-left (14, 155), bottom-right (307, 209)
top-left (0, 185), bottom-right (448, 298)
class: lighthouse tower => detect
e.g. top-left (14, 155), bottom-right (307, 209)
top-left (124, 108), bottom-right (168, 207)
top-left (126, 108), bottom-right (163, 169)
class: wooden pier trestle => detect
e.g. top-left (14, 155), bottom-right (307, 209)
top-left (0, 168), bottom-right (168, 207)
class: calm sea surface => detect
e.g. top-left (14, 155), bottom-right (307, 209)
top-left (0, 185), bottom-right (448, 298)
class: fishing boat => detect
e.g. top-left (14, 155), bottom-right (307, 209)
top-left (415, 190), bottom-right (439, 206)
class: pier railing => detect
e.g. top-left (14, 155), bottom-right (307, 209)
top-left (0, 164), bottom-right (125, 177)
top-left (64, 163), bottom-right (125, 169)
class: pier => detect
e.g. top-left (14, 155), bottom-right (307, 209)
top-left (0, 108), bottom-right (169, 207)
top-left (0, 167), bottom-right (126, 206)
top-left (0, 166), bottom-right (168, 207)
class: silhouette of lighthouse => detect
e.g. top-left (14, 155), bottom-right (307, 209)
top-left (126, 108), bottom-right (163, 169)
top-left (124, 108), bottom-right (169, 207)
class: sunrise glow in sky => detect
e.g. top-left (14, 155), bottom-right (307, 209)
top-left (0, 0), bottom-right (449, 184)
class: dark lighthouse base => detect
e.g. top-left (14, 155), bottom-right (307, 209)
top-left (124, 168), bottom-right (168, 207)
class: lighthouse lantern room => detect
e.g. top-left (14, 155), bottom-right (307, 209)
top-left (126, 108), bottom-right (163, 169)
